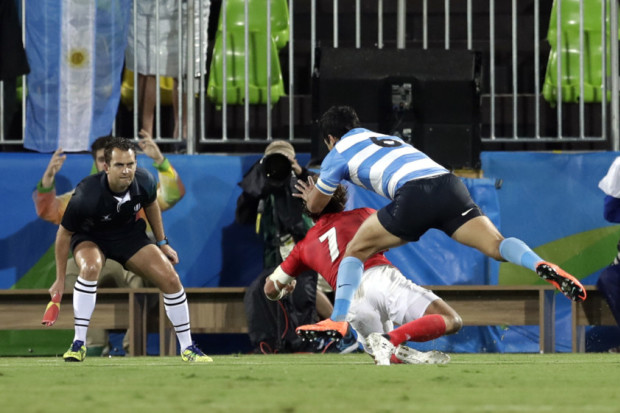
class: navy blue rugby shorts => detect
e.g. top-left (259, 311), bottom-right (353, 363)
top-left (377, 173), bottom-right (483, 242)
top-left (70, 219), bottom-right (153, 265)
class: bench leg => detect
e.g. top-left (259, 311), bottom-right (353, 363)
top-left (128, 292), bottom-right (148, 356)
top-left (573, 326), bottom-right (587, 352)
top-left (571, 301), bottom-right (587, 352)
top-left (540, 289), bottom-right (556, 353)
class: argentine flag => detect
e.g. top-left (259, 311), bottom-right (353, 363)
top-left (24, 0), bottom-right (131, 153)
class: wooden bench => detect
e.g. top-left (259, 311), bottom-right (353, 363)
top-left (428, 285), bottom-right (557, 353)
top-left (2, 284), bottom-right (614, 355)
top-left (0, 287), bottom-right (247, 356)
top-left (0, 288), bottom-right (160, 356)
top-left (571, 285), bottom-right (617, 352)
top-left (165, 285), bottom-right (558, 354)
top-left (159, 287), bottom-right (247, 355)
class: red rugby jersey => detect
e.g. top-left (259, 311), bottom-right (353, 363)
top-left (280, 208), bottom-right (391, 288)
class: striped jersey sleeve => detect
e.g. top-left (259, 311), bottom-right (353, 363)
top-left (317, 128), bottom-right (448, 199)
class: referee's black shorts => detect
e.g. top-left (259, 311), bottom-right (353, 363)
top-left (377, 173), bottom-right (483, 242)
top-left (70, 219), bottom-right (154, 265)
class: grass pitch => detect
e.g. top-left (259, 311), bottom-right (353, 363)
top-left (1, 353), bottom-right (619, 413)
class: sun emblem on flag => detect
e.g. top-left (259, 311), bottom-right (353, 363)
top-left (68, 48), bottom-right (89, 68)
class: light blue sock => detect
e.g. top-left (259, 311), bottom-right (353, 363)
top-left (331, 257), bottom-right (364, 321)
top-left (499, 237), bottom-right (543, 272)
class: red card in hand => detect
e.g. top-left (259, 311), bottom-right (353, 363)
top-left (42, 293), bottom-right (61, 326)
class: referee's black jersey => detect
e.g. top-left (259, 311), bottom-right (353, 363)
top-left (61, 168), bottom-right (158, 238)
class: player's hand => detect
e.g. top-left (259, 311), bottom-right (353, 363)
top-left (137, 129), bottom-right (165, 164)
top-left (42, 291), bottom-right (62, 327)
top-left (48, 279), bottom-right (64, 302)
top-left (288, 156), bottom-right (303, 176)
top-left (265, 279), bottom-right (296, 301)
top-left (283, 279), bottom-right (297, 296)
top-left (41, 148), bottom-right (67, 189)
top-left (293, 176), bottom-right (315, 202)
top-left (160, 244), bottom-right (179, 264)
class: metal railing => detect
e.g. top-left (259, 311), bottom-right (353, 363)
top-left (1, 0), bottom-right (618, 152)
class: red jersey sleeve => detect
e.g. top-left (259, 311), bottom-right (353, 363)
top-left (280, 242), bottom-right (311, 278)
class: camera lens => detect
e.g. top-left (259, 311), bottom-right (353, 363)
top-left (262, 153), bottom-right (292, 183)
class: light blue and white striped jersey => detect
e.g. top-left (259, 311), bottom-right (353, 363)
top-left (316, 128), bottom-right (448, 200)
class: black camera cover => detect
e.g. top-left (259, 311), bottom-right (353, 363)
top-left (261, 153), bottom-right (292, 183)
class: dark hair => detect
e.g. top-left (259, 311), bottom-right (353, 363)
top-left (319, 106), bottom-right (361, 143)
top-left (304, 179), bottom-right (348, 221)
top-left (103, 137), bottom-right (136, 164)
top-left (91, 135), bottom-right (112, 160)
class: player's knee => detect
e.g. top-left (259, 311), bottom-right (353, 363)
top-left (491, 244), bottom-right (504, 261)
top-left (79, 263), bottom-right (102, 281)
top-left (444, 313), bottom-right (463, 335)
top-left (343, 241), bottom-right (372, 262)
top-left (479, 237), bottom-right (503, 261)
top-left (158, 272), bottom-right (183, 294)
top-left (343, 241), bottom-right (360, 257)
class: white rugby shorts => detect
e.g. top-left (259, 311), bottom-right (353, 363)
top-left (346, 265), bottom-right (440, 351)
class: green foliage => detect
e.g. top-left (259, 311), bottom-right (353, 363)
top-left (1, 353), bottom-right (619, 412)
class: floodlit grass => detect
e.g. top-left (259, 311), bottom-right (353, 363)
top-left (1, 353), bottom-right (619, 412)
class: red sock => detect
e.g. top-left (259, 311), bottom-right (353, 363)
top-left (390, 354), bottom-right (402, 364)
top-left (387, 314), bottom-right (447, 346)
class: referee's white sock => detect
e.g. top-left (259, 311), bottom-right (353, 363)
top-left (73, 277), bottom-right (98, 343)
top-left (163, 289), bottom-right (193, 351)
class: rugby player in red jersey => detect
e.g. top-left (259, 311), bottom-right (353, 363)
top-left (264, 184), bottom-right (462, 365)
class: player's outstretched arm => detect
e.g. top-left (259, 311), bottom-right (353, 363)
top-left (41, 148), bottom-right (67, 189)
top-left (50, 225), bottom-right (73, 300)
top-left (138, 129), bottom-right (186, 211)
top-left (137, 129), bottom-right (165, 165)
top-left (34, 149), bottom-right (72, 224)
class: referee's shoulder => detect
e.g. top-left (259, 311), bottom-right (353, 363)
top-left (135, 167), bottom-right (155, 180)
top-left (75, 172), bottom-right (102, 190)
top-left (134, 167), bottom-right (158, 190)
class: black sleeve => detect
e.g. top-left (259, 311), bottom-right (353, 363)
top-left (139, 168), bottom-right (158, 205)
top-left (60, 183), bottom-right (86, 233)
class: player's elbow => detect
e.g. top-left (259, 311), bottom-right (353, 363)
top-left (157, 189), bottom-right (185, 211)
top-left (36, 207), bottom-right (62, 225)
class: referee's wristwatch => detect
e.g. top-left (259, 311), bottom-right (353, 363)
top-left (156, 237), bottom-right (169, 247)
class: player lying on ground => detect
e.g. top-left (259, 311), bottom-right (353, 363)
top-left (264, 184), bottom-right (460, 365)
